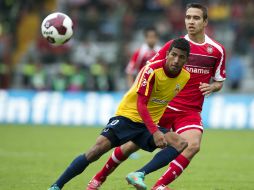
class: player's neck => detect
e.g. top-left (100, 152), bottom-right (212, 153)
top-left (188, 33), bottom-right (205, 44)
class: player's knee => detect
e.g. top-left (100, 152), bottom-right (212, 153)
top-left (173, 136), bottom-right (188, 153)
top-left (187, 141), bottom-right (200, 155)
top-left (178, 138), bottom-right (188, 152)
top-left (165, 132), bottom-right (188, 152)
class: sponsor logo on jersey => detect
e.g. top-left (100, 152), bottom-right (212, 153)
top-left (174, 84), bottom-right (181, 95)
top-left (142, 78), bottom-right (147, 86)
top-left (146, 68), bottom-right (154, 74)
top-left (185, 66), bottom-right (210, 74)
top-left (151, 97), bottom-right (168, 105)
top-left (207, 46), bottom-right (213, 54)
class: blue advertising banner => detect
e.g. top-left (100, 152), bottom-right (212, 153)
top-left (0, 90), bottom-right (253, 129)
top-left (202, 94), bottom-right (254, 129)
top-left (0, 90), bottom-right (122, 125)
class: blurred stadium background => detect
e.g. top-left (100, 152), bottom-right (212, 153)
top-left (0, 0), bottom-right (253, 128)
top-left (0, 0), bottom-right (254, 190)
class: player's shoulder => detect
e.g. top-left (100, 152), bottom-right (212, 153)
top-left (146, 59), bottom-right (165, 71)
top-left (205, 35), bottom-right (225, 51)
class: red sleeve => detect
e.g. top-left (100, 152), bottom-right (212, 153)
top-left (125, 49), bottom-right (139, 75)
top-left (136, 66), bottom-right (155, 96)
top-left (212, 45), bottom-right (226, 81)
top-left (137, 85), bottom-right (158, 134)
top-left (148, 40), bottom-right (172, 63)
top-left (136, 66), bottom-right (157, 134)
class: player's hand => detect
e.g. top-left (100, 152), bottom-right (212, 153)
top-left (153, 130), bottom-right (168, 149)
top-left (199, 82), bottom-right (213, 97)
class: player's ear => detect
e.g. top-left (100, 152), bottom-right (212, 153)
top-left (204, 18), bottom-right (208, 27)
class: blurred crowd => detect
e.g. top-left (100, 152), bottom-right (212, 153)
top-left (0, 0), bottom-right (254, 92)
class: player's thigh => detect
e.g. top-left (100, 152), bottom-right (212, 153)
top-left (176, 112), bottom-right (203, 148)
top-left (86, 135), bottom-right (112, 161)
top-left (100, 116), bottom-right (143, 147)
top-left (180, 129), bottom-right (203, 145)
top-left (158, 108), bottom-right (175, 129)
top-left (132, 127), bottom-right (169, 152)
top-left (94, 135), bottom-right (113, 149)
top-left (173, 111), bottom-right (203, 134)
top-left (172, 111), bottom-right (204, 159)
top-left (180, 129), bottom-right (203, 159)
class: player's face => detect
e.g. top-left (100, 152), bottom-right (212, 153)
top-left (166, 47), bottom-right (188, 75)
top-left (145, 31), bottom-right (158, 48)
top-left (185, 8), bottom-right (207, 35)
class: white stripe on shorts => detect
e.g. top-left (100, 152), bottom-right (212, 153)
top-left (176, 125), bottom-right (203, 134)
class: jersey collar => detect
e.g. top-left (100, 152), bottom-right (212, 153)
top-left (184, 34), bottom-right (208, 46)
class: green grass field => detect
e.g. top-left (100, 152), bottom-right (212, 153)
top-left (0, 125), bottom-right (254, 190)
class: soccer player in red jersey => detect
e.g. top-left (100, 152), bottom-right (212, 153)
top-left (86, 3), bottom-right (226, 190)
top-left (48, 38), bottom-right (191, 190)
top-left (125, 26), bottom-right (161, 87)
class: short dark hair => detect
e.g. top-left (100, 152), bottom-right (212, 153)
top-left (144, 26), bottom-right (158, 37)
top-left (169, 38), bottom-right (190, 57)
top-left (186, 3), bottom-right (208, 20)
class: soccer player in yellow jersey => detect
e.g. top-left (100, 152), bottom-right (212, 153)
top-left (48, 38), bottom-right (190, 190)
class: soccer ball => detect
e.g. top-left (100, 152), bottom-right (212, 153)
top-left (41, 12), bottom-right (73, 45)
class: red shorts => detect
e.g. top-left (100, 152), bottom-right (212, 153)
top-left (158, 107), bottom-right (203, 134)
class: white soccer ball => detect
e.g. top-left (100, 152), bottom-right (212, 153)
top-left (41, 12), bottom-right (73, 45)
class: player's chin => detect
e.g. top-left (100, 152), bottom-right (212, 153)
top-left (170, 68), bottom-right (180, 75)
top-left (187, 30), bottom-right (196, 35)
top-left (188, 26), bottom-right (199, 32)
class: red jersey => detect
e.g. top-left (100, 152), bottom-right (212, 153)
top-left (125, 43), bottom-right (161, 75)
top-left (149, 34), bottom-right (226, 112)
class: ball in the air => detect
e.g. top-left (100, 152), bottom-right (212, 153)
top-left (41, 12), bottom-right (73, 45)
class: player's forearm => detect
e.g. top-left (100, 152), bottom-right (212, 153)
top-left (137, 94), bottom-right (158, 134)
top-left (211, 81), bottom-right (223, 92)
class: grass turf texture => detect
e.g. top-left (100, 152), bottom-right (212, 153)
top-left (0, 125), bottom-right (254, 190)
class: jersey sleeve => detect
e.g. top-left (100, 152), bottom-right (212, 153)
top-left (137, 94), bottom-right (158, 134)
top-left (148, 40), bottom-right (172, 63)
top-left (125, 49), bottom-right (139, 75)
top-left (212, 45), bottom-right (226, 81)
top-left (136, 66), bottom-right (155, 96)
